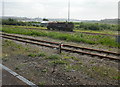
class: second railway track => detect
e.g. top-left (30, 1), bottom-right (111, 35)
top-left (1, 33), bottom-right (120, 61)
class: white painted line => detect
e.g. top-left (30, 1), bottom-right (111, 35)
top-left (16, 75), bottom-right (37, 87)
top-left (0, 64), bottom-right (38, 87)
top-left (1, 64), bottom-right (19, 77)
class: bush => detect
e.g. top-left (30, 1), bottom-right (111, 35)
top-left (2, 18), bottom-right (41, 27)
top-left (75, 22), bottom-right (118, 31)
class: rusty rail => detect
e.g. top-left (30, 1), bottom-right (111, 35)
top-left (1, 33), bottom-right (120, 61)
top-left (2, 33), bottom-right (119, 56)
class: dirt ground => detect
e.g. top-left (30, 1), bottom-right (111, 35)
top-left (2, 36), bottom-right (119, 86)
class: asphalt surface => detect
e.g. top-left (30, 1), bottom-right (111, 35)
top-left (2, 69), bottom-right (28, 86)
top-left (0, 64), bottom-right (37, 87)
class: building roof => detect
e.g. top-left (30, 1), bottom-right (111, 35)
top-left (41, 21), bottom-right (49, 23)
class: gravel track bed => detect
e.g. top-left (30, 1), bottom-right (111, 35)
top-left (3, 36), bottom-right (119, 85)
top-left (2, 35), bottom-right (119, 85)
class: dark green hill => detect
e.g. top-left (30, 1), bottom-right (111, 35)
top-left (100, 19), bottom-right (118, 24)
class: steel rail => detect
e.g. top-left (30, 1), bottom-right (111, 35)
top-left (63, 44), bottom-right (119, 56)
top-left (2, 33), bottom-right (119, 56)
top-left (2, 33), bottom-right (59, 45)
top-left (1, 34), bottom-right (120, 61)
top-left (2, 36), bottom-right (57, 49)
top-left (61, 48), bottom-right (119, 61)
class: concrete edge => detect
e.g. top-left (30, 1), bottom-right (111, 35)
top-left (0, 64), bottom-right (38, 87)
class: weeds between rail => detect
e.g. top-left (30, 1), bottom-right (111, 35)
top-left (2, 34), bottom-right (119, 61)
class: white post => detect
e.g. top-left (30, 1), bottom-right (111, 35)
top-left (68, 0), bottom-right (70, 22)
top-left (2, 0), bottom-right (4, 18)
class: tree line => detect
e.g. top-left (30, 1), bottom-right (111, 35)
top-left (2, 18), bottom-right (118, 31)
top-left (2, 18), bottom-right (41, 26)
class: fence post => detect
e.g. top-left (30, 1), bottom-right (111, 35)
top-left (59, 43), bottom-right (61, 54)
top-left (59, 43), bottom-right (63, 54)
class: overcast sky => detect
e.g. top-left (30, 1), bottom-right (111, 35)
top-left (0, 0), bottom-right (119, 20)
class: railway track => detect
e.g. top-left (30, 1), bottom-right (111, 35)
top-left (1, 33), bottom-right (120, 61)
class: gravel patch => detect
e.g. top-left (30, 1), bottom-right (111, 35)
top-left (2, 36), bottom-right (119, 86)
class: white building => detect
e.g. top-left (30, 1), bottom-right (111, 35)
top-left (40, 21), bottom-right (49, 27)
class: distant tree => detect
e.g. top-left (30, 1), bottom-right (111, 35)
top-left (2, 18), bottom-right (17, 25)
top-left (43, 18), bottom-right (49, 21)
top-left (8, 18), bottom-right (14, 22)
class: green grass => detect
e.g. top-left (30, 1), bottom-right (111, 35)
top-left (38, 52), bottom-right (46, 57)
top-left (47, 54), bottom-right (60, 59)
top-left (63, 56), bottom-right (81, 61)
top-left (41, 68), bottom-right (48, 73)
top-left (74, 29), bottom-right (118, 35)
top-left (28, 53), bottom-right (37, 57)
top-left (15, 63), bottom-right (26, 70)
top-left (38, 81), bottom-right (46, 85)
top-left (2, 25), bottom-right (120, 47)
top-left (65, 64), bottom-right (82, 71)
top-left (3, 25), bottom-right (47, 29)
top-left (28, 52), bottom-right (46, 57)
top-left (79, 65), bottom-right (120, 80)
top-left (112, 76), bottom-right (120, 80)
top-left (50, 59), bottom-right (67, 64)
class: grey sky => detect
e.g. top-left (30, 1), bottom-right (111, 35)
top-left (1, 0), bottom-right (119, 20)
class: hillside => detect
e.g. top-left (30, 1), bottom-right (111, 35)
top-left (1, 16), bottom-right (118, 24)
top-left (100, 19), bottom-right (118, 24)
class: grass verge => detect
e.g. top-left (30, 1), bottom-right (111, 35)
top-left (2, 25), bottom-right (120, 47)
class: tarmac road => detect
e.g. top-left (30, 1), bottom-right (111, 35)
top-left (0, 64), bottom-right (38, 87)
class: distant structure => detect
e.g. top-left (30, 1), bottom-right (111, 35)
top-left (47, 22), bottom-right (74, 31)
top-left (40, 21), bottom-right (49, 27)
top-left (43, 18), bottom-right (49, 21)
